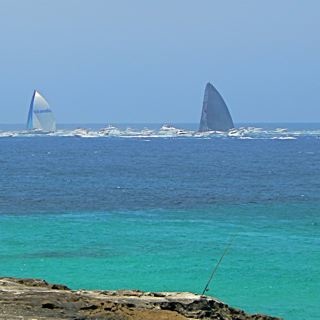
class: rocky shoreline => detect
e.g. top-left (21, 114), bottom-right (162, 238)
top-left (0, 277), bottom-right (281, 319)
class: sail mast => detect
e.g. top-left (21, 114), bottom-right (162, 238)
top-left (26, 90), bottom-right (36, 130)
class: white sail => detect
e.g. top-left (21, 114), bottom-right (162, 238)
top-left (27, 90), bottom-right (56, 132)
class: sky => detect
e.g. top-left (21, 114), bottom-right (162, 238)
top-left (0, 0), bottom-right (319, 124)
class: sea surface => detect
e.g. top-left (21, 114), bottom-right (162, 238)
top-left (0, 123), bottom-right (319, 320)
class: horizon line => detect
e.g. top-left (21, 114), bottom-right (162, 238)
top-left (1, 121), bottom-right (320, 125)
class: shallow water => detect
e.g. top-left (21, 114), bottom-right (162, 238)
top-left (0, 123), bottom-right (319, 319)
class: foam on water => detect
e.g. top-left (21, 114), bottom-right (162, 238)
top-left (0, 124), bottom-right (320, 139)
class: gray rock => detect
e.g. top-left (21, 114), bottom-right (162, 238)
top-left (0, 277), bottom-right (281, 320)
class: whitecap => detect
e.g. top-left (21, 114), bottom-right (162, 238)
top-left (1, 125), bottom-right (320, 139)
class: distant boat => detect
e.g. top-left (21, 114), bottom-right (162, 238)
top-left (159, 124), bottom-right (189, 136)
top-left (199, 83), bottom-right (234, 132)
top-left (27, 90), bottom-right (56, 132)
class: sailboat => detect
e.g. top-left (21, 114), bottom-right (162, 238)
top-left (199, 83), bottom-right (234, 132)
top-left (26, 90), bottom-right (56, 132)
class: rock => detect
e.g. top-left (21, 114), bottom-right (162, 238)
top-left (0, 277), bottom-right (281, 320)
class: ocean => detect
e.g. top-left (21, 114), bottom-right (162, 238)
top-left (0, 123), bottom-right (319, 319)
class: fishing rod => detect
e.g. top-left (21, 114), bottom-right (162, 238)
top-left (202, 234), bottom-right (236, 295)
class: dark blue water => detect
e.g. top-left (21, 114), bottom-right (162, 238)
top-left (1, 136), bottom-right (319, 213)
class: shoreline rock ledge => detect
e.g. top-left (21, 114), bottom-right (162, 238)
top-left (0, 277), bottom-right (281, 320)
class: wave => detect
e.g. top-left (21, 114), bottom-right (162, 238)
top-left (0, 124), bottom-right (319, 139)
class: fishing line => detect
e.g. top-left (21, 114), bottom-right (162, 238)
top-left (202, 233), bottom-right (237, 295)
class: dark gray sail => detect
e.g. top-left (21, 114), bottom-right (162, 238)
top-left (199, 83), bottom-right (234, 132)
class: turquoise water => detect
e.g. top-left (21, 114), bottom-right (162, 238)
top-left (0, 125), bottom-right (320, 319)
top-left (1, 205), bottom-right (319, 319)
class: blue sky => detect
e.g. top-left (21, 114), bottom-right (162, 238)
top-left (1, 0), bottom-right (319, 123)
